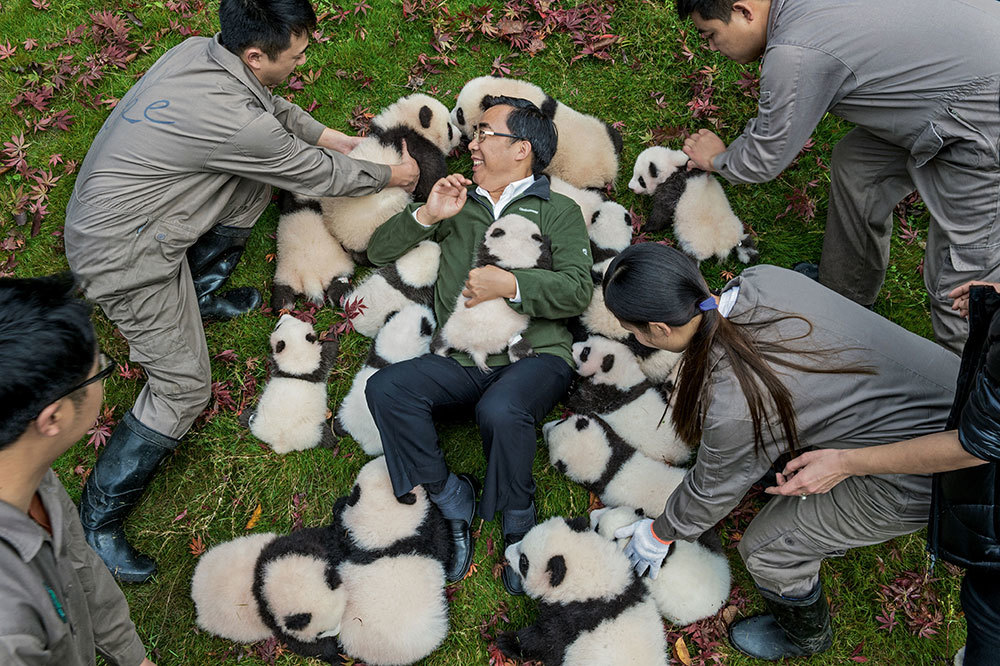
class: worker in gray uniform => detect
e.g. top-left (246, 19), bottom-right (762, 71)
top-left (64, 0), bottom-right (419, 583)
top-left (679, 0), bottom-right (1000, 354)
top-left (602, 243), bottom-right (958, 661)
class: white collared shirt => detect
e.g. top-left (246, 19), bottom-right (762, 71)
top-left (719, 285), bottom-right (740, 317)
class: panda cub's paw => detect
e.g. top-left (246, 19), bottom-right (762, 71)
top-left (507, 335), bottom-right (537, 363)
top-left (495, 631), bottom-right (523, 659)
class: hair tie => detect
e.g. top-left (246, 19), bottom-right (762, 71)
top-left (698, 297), bottom-right (717, 312)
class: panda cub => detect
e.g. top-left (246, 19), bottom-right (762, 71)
top-left (498, 516), bottom-right (669, 666)
top-left (629, 146), bottom-right (758, 265)
top-left (334, 304), bottom-right (436, 455)
top-left (544, 414), bottom-right (685, 518)
top-left (451, 76), bottom-right (622, 190)
top-left (431, 214), bottom-right (552, 372)
top-left (344, 240), bottom-right (440, 338)
top-left (270, 191), bottom-right (356, 311)
top-left (240, 315), bottom-right (339, 454)
top-left (590, 506), bottom-right (732, 627)
top-left (321, 94), bottom-right (460, 257)
top-left (570, 336), bottom-right (689, 465)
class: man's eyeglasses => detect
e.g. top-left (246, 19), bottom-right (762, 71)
top-left (471, 127), bottom-right (525, 143)
top-left (56, 352), bottom-right (117, 401)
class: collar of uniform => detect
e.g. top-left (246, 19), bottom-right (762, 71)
top-left (767, 0), bottom-right (786, 39)
top-left (0, 470), bottom-right (63, 563)
top-left (206, 33), bottom-right (275, 114)
top-left (467, 173), bottom-right (552, 210)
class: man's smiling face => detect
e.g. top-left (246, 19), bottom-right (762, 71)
top-left (468, 104), bottom-right (530, 194)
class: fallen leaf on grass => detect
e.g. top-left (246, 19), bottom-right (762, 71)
top-left (245, 503), bottom-right (262, 529)
top-left (675, 636), bottom-right (692, 665)
top-left (189, 535), bottom-right (206, 556)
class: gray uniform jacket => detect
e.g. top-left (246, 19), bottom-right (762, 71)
top-left (65, 33), bottom-right (391, 287)
top-left (714, 0), bottom-right (1000, 200)
top-left (653, 266), bottom-right (960, 540)
top-left (0, 471), bottom-right (146, 666)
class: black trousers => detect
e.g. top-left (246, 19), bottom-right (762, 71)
top-left (365, 353), bottom-right (573, 520)
top-left (961, 567), bottom-right (1000, 665)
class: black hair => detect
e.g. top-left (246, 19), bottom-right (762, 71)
top-left (603, 243), bottom-right (872, 456)
top-left (481, 95), bottom-right (558, 174)
top-left (676, 0), bottom-right (736, 21)
top-left (219, 0), bottom-right (317, 59)
top-left (0, 273), bottom-right (97, 450)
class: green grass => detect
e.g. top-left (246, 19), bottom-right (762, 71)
top-left (0, 0), bottom-right (953, 664)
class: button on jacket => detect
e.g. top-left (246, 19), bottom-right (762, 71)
top-left (0, 470), bottom-right (146, 666)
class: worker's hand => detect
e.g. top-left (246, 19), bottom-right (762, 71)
top-left (463, 265), bottom-right (517, 306)
top-left (317, 128), bottom-right (362, 155)
top-left (683, 129), bottom-right (726, 172)
top-left (387, 140), bottom-right (420, 193)
top-left (765, 449), bottom-right (850, 497)
top-left (418, 173), bottom-right (472, 224)
top-left (614, 518), bottom-right (674, 580)
top-left (948, 281), bottom-right (1000, 319)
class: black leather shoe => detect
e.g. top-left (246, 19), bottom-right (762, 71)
top-left (501, 532), bottom-right (527, 596)
top-left (443, 474), bottom-right (478, 583)
top-left (728, 583), bottom-right (833, 661)
top-left (79, 411), bottom-right (179, 583)
top-left (792, 261), bottom-right (819, 281)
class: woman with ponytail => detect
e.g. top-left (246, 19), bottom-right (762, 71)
top-left (602, 243), bottom-right (959, 661)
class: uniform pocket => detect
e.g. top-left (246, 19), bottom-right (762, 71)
top-left (935, 241), bottom-right (1000, 298)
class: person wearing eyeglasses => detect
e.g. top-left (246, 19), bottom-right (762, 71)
top-left (0, 274), bottom-right (156, 666)
top-left (364, 95), bottom-right (593, 596)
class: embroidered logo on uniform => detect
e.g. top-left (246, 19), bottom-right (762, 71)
top-left (582, 248), bottom-right (589, 255)
top-left (517, 207), bottom-right (538, 215)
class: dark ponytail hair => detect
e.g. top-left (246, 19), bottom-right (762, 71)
top-left (603, 243), bottom-right (871, 456)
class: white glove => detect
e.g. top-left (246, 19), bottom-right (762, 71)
top-left (614, 518), bottom-right (674, 579)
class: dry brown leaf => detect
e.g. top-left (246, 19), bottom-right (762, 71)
top-left (245, 503), bottom-right (262, 530)
top-left (674, 636), bottom-right (692, 665)
top-left (189, 535), bottom-right (206, 557)
top-left (721, 604), bottom-right (739, 626)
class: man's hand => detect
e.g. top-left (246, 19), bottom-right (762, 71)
top-left (683, 129), bottom-right (727, 172)
top-left (417, 174), bottom-right (473, 224)
top-left (948, 281), bottom-right (1000, 319)
top-left (387, 140), bottom-right (420, 193)
top-left (765, 449), bottom-right (850, 497)
top-left (463, 265), bottom-right (517, 307)
top-left (317, 128), bottom-right (362, 155)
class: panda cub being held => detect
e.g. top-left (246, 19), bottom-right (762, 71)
top-left (240, 314), bottom-right (338, 454)
top-left (431, 214), bottom-right (553, 372)
top-left (498, 516), bottom-right (670, 666)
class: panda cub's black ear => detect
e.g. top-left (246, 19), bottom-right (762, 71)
top-left (490, 227), bottom-right (506, 238)
top-left (306, 333), bottom-right (317, 343)
top-left (601, 353), bottom-right (615, 373)
top-left (274, 340), bottom-right (286, 354)
top-left (346, 484), bottom-right (361, 507)
top-left (546, 555), bottom-right (567, 587)
top-left (456, 107), bottom-right (465, 126)
top-left (565, 516), bottom-right (590, 533)
top-left (574, 417), bottom-right (589, 431)
top-left (419, 105), bottom-right (433, 129)
top-left (396, 491), bottom-right (417, 505)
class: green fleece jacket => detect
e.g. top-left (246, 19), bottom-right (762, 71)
top-left (367, 176), bottom-right (593, 367)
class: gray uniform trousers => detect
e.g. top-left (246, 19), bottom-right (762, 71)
top-left (820, 126), bottom-right (1000, 355)
top-left (67, 184), bottom-right (269, 439)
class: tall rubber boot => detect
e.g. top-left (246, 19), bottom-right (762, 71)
top-left (186, 225), bottom-right (261, 320)
top-left (79, 411), bottom-right (179, 583)
top-left (728, 583), bottom-right (834, 661)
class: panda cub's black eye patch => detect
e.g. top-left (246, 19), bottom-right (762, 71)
top-left (519, 552), bottom-right (529, 577)
top-left (490, 228), bottom-right (506, 238)
top-left (284, 612), bottom-right (312, 631)
top-left (649, 163), bottom-right (659, 179)
top-left (601, 354), bottom-right (615, 373)
top-left (579, 346), bottom-right (590, 362)
top-left (638, 176), bottom-right (646, 189)
top-left (420, 317), bottom-right (433, 337)
top-left (275, 340), bottom-right (286, 353)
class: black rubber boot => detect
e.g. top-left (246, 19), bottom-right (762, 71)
top-left (79, 411), bottom-right (179, 583)
top-left (728, 583), bottom-right (834, 661)
top-left (501, 502), bottom-right (536, 596)
top-left (187, 225), bottom-right (261, 320)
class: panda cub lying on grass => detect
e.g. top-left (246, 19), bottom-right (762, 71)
top-left (190, 457), bottom-right (450, 666)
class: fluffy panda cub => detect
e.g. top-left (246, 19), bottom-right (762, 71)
top-left (321, 94), bottom-right (461, 257)
top-left (451, 76), bottom-right (623, 190)
top-left (590, 506), bottom-right (732, 627)
top-left (629, 146), bottom-right (759, 265)
top-left (544, 414), bottom-right (685, 518)
top-left (344, 240), bottom-right (440, 338)
top-left (240, 315), bottom-right (339, 454)
top-left (334, 304), bottom-right (436, 455)
top-left (570, 336), bottom-right (689, 465)
top-left (498, 516), bottom-right (670, 666)
top-left (431, 214), bottom-right (552, 372)
top-left (270, 191), bottom-right (356, 311)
